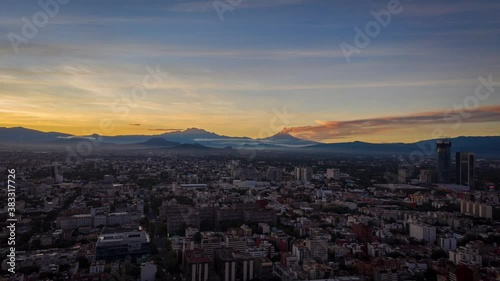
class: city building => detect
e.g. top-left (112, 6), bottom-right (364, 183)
top-left (225, 237), bottom-right (247, 253)
top-left (306, 237), bottom-right (329, 262)
top-left (449, 242), bottom-right (483, 266)
top-left (419, 169), bottom-right (437, 184)
top-left (460, 200), bottom-right (493, 219)
top-left (215, 248), bottom-right (255, 281)
top-left (255, 257), bottom-right (274, 281)
top-left (243, 209), bottom-right (277, 225)
top-left (57, 214), bottom-right (92, 230)
top-left (200, 233), bottom-right (224, 262)
top-left (398, 167), bottom-right (409, 184)
top-left (141, 262), bottom-right (157, 281)
top-left (352, 223), bottom-right (373, 242)
top-left (161, 204), bottom-right (200, 235)
top-left (409, 223), bottom-right (436, 244)
top-left (448, 264), bottom-right (480, 281)
top-left (326, 168), bottom-right (341, 181)
top-left (295, 167), bottom-right (313, 182)
top-left (95, 229), bottom-right (151, 261)
top-left (50, 164), bottom-right (64, 183)
top-left (266, 167), bottom-right (283, 182)
top-left (440, 237), bottom-right (457, 252)
top-left (456, 152), bottom-right (475, 189)
top-left (89, 261), bottom-right (105, 274)
top-left (236, 165), bottom-right (261, 181)
top-left (183, 249), bottom-right (210, 281)
top-left (283, 252), bottom-right (300, 268)
top-left (437, 140), bottom-right (452, 183)
top-left (373, 269), bottom-right (398, 281)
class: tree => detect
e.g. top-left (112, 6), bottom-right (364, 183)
top-left (310, 215), bottom-right (321, 221)
top-left (112, 267), bottom-right (135, 281)
top-left (39, 272), bottom-right (55, 279)
top-left (387, 252), bottom-right (403, 259)
top-left (165, 238), bottom-right (173, 251)
top-left (148, 223), bottom-right (156, 236)
top-left (251, 224), bottom-right (263, 235)
top-left (18, 266), bottom-right (40, 275)
top-left (157, 223), bottom-right (168, 237)
top-left (31, 239), bottom-right (42, 249)
top-left (431, 249), bottom-right (448, 260)
top-left (459, 233), bottom-right (482, 246)
top-left (166, 252), bottom-right (179, 272)
top-left (330, 233), bottom-right (338, 243)
top-left (156, 269), bottom-right (167, 280)
top-left (150, 197), bottom-right (163, 213)
top-left (125, 266), bottom-right (141, 278)
top-left (77, 256), bottom-right (90, 269)
top-left (151, 242), bottom-right (159, 255)
top-left (194, 232), bottom-right (203, 244)
top-left (423, 269), bottom-right (438, 281)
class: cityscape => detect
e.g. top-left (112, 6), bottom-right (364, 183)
top-left (1, 128), bottom-right (500, 281)
top-left (1, 1), bottom-right (500, 281)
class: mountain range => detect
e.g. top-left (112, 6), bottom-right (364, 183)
top-left (1, 126), bottom-right (500, 157)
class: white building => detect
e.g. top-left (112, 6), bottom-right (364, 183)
top-left (106, 212), bottom-right (140, 226)
top-left (225, 237), bottom-right (246, 253)
top-left (374, 269), bottom-right (398, 281)
top-left (89, 261), bottom-right (105, 274)
top-left (440, 237), bottom-right (457, 252)
top-left (295, 167), bottom-right (313, 182)
top-left (93, 215), bottom-right (107, 227)
top-left (409, 223), bottom-right (436, 244)
top-left (327, 168), bottom-right (341, 181)
top-left (460, 200), bottom-right (493, 219)
top-left (141, 262), bottom-right (157, 281)
top-left (449, 242), bottom-right (483, 266)
top-left (367, 243), bottom-right (388, 257)
top-left (96, 230), bottom-right (151, 261)
top-left (58, 214), bottom-right (92, 230)
top-left (398, 168), bottom-right (409, 183)
top-left (306, 237), bottom-right (328, 262)
top-left (258, 223), bottom-right (271, 234)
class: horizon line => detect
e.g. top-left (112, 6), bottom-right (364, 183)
top-left (2, 125), bottom-right (500, 145)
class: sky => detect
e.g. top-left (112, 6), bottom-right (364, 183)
top-left (0, 0), bottom-right (499, 143)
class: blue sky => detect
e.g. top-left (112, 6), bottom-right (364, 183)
top-left (0, 0), bottom-right (499, 142)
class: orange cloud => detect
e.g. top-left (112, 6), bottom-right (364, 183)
top-left (288, 105), bottom-right (500, 141)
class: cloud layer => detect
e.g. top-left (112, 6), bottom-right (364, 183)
top-left (287, 105), bottom-right (500, 141)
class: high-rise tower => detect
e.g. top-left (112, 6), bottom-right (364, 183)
top-left (456, 152), bottom-right (475, 189)
top-left (436, 140), bottom-right (452, 183)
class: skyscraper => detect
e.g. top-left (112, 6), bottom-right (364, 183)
top-left (50, 164), bottom-right (63, 184)
top-left (456, 152), bottom-right (475, 189)
top-left (295, 167), bottom-right (313, 182)
top-left (398, 166), bottom-right (409, 183)
top-left (326, 168), bottom-right (341, 181)
top-left (266, 167), bottom-right (283, 182)
top-left (50, 164), bottom-right (59, 179)
top-left (436, 140), bottom-right (452, 184)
